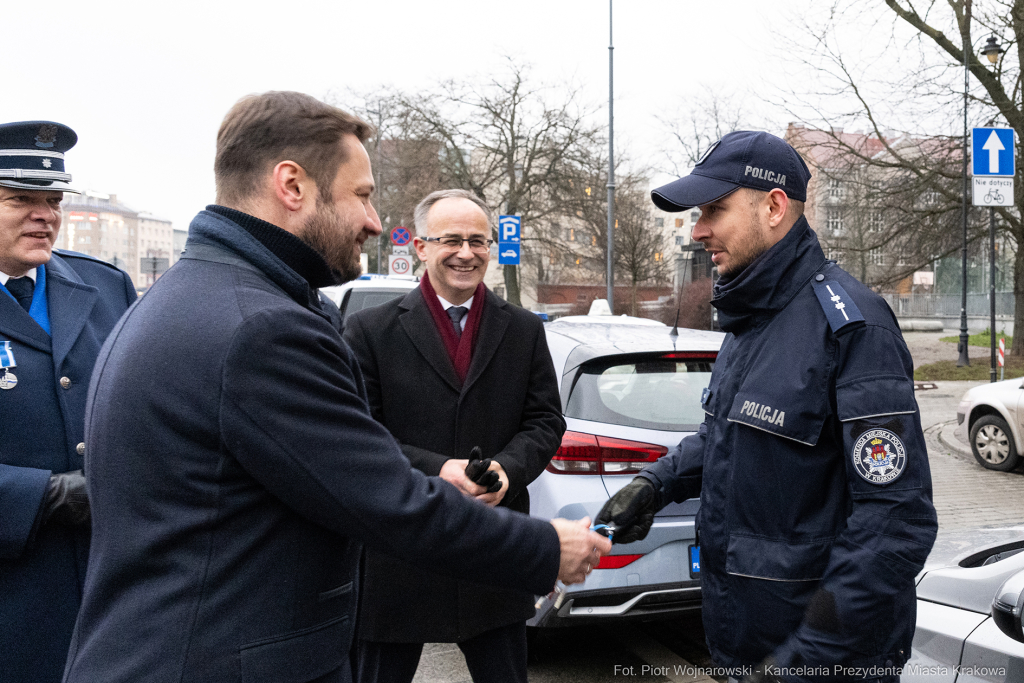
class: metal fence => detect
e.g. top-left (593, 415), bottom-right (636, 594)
top-left (881, 292), bottom-right (1015, 319)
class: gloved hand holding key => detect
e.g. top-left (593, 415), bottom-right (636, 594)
top-left (595, 477), bottom-right (660, 544)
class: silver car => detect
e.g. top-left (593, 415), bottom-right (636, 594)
top-left (904, 526), bottom-right (1024, 682)
top-left (528, 316), bottom-right (724, 627)
top-left (957, 380), bottom-right (1024, 471)
top-left (320, 275), bottom-right (418, 321)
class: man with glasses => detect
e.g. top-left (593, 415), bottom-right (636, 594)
top-left (345, 189), bottom-right (566, 683)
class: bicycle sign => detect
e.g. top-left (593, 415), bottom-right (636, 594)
top-left (973, 176), bottom-right (1014, 207)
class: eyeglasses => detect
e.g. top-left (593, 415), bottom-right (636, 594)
top-left (419, 236), bottom-right (494, 252)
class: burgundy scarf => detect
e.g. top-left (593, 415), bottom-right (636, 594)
top-left (419, 272), bottom-right (486, 383)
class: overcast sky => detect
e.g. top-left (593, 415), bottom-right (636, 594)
top-left (2, 0), bottom-right (809, 232)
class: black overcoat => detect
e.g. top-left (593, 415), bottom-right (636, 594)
top-left (61, 210), bottom-right (560, 683)
top-left (0, 251), bottom-right (135, 683)
top-left (344, 287), bottom-right (565, 642)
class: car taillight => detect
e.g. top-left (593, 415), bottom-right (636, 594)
top-left (546, 431), bottom-right (669, 475)
top-left (596, 554), bottom-right (643, 569)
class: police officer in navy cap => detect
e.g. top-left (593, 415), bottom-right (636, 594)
top-left (597, 131), bottom-right (937, 683)
top-left (0, 121), bottom-right (136, 683)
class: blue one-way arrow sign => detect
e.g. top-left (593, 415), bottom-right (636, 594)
top-left (973, 127), bottom-right (1015, 176)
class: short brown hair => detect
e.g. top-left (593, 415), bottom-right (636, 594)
top-left (215, 91), bottom-right (373, 205)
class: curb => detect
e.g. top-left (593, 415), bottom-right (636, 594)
top-left (938, 421), bottom-right (973, 459)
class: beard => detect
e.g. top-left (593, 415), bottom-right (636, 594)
top-left (300, 200), bottom-right (363, 285)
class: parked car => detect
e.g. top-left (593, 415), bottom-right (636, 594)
top-left (904, 526), bottom-right (1024, 682)
top-left (528, 316), bottom-right (724, 627)
top-left (956, 380), bottom-right (1024, 471)
top-left (319, 275), bottom-right (417, 321)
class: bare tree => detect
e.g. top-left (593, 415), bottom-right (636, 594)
top-left (656, 86), bottom-right (758, 176)
top-left (782, 0), bottom-right (1024, 352)
top-left (387, 60), bottom-right (604, 306)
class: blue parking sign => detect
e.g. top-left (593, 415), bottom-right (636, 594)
top-left (498, 242), bottom-right (520, 265)
top-left (498, 215), bottom-right (521, 243)
top-left (973, 128), bottom-right (1016, 176)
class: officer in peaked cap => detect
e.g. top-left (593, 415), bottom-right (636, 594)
top-left (598, 131), bottom-right (937, 682)
top-left (0, 121), bottom-right (136, 683)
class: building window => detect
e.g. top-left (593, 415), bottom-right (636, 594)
top-left (675, 218), bottom-right (684, 228)
top-left (827, 209), bottom-right (844, 235)
top-left (568, 228), bottom-right (575, 242)
top-left (654, 217), bottom-right (664, 228)
top-left (591, 235), bottom-right (597, 246)
top-left (869, 211), bottom-right (884, 233)
top-left (828, 177), bottom-right (844, 199)
top-left (690, 209), bottom-right (701, 223)
top-left (897, 249), bottom-right (908, 266)
top-left (923, 191), bottom-right (940, 205)
top-left (827, 247), bottom-right (844, 263)
top-left (654, 252), bottom-right (662, 262)
top-left (869, 248), bottom-right (884, 266)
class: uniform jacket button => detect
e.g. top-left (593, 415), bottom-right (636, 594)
top-left (76, 442), bottom-right (86, 456)
top-left (60, 376), bottom-right (72, 389)
top-left (815, 274), bottom-right (825, 282)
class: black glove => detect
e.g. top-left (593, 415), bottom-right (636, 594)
top-left (595, 477), bottom-right (659, 544)
top-left (740, 657), bottom-right (784, 683)
top-left (464, 447), bottom-right (501, 493)
top-left (42, 470), bottom-right (91, 527)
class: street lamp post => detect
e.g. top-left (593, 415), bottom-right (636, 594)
top-left (606, 0), bottom-right (615, 310)
top-left (958, 19), bottom-right (973, 367)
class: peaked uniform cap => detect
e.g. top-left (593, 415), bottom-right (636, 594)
top-left (651, 130), bottom-right (811, 212)
top-left (0, 121), bottom-right (79, 193)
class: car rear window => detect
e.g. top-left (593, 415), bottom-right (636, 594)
top-left (565, 353), bottom-right (715, 432)
top-left (341, 289), bottom-right (410, 317)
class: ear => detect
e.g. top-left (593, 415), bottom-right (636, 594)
top-left (271, 160), bottom-right (313, 213)
top-left (414, 235), bottom-right (430, 262)
top-left (765, 188), bottom-right (790, 229)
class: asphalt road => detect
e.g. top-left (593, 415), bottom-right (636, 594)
top-left (409, 379), bottom-right (1024, 683)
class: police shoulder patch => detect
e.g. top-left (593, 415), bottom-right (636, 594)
top-left (852, 428), bottom-right (907, 485)
top-left (812, 279), bottom-right (865, 334)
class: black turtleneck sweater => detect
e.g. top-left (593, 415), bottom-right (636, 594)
top-left (206, 205), bottom-right (337, 289)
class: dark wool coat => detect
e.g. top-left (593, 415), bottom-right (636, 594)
top-left (0, 251), bottom-right (135, 683)
top-left (61, 210), bottom-right (560, 683)
top-left (344, 287), bottom-right (565, 642)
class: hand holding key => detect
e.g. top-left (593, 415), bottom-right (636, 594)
top-left (550, 516), bottom-right (611, 585)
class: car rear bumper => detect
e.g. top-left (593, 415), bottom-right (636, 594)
top-left (529, 580), bottom-right (702, 627)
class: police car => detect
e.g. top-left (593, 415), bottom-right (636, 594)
top-left (528, 315), bottom-right (724, 627)
top-left (903, 526), bottom-right (1024, 682)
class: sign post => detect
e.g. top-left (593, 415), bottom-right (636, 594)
top-left (972, 127), bottom-right (1016, 382)
top-left (999, 338), bottom-right (1006, 381)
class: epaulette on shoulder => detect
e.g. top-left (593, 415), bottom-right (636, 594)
top-left (811, 268), bottom-right (865, 335)
top-left (52, 249), bottom-right (125, 272)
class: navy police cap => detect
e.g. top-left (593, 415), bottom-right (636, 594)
top-left (0, 121), bottom-right (79, 193)
top-left (651, 130), bottom-right (811, 212)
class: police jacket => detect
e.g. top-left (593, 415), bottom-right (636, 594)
top-left (0, 251), bottom-right (135, 683)
top-left (640, 218), bottom-right (937, 677)
top-left (62, 208), bottom-right (560, 683)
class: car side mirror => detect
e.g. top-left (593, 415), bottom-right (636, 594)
top-left (992, 570), bottom-right (1024, 642)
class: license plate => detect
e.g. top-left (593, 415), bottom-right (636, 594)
top-left (688, 544), bottom-right (700, 579)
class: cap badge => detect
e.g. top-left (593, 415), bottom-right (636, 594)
top-left (695, 139), bottom-right (721, 166)
top-left (41, 158), bottom-right (52, 168)
top-left (34, 124), bottom-right (59, 148)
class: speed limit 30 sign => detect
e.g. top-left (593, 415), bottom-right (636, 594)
top-left (389, 254), bottom-right (412, 276)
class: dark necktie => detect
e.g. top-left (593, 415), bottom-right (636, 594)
top-left (447, 306), bottom-right (468, 339)
top-left (6, 277), bottom-right (34, 313)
